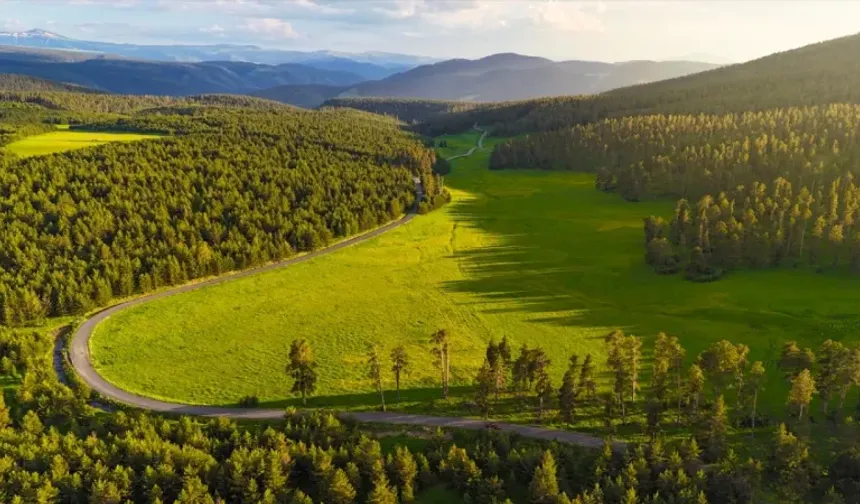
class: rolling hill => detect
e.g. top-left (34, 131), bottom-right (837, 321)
top-left (0, 29), bottom-right (433, 80)
top-left (0, 47), bottom-right (365, 96)
top-left (416, 31), bottom-right (860, 136)
top-left (257, 53), bottom-right (719, 107)
top-left (0, 73), bottom-right (97, 92)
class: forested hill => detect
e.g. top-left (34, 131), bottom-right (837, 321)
top-left (420, 31), bottom-right (860, 137)
top-left (256, 55), bottom-right (718, 108)
top-left (0, 47), bottom-right (366, 96)
top-left (0, 73), bottom-right (96, 92)
top-left (321, 97), bottom-right (481, 124)
top-left (0, 92), bottom-right (447, 324)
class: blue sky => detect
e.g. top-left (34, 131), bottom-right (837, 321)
top-left (3, 1), bottom-right (860, 62)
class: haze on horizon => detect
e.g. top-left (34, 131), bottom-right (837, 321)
top-left (3, 0), bottom-right (860, 64)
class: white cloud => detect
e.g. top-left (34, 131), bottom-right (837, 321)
top-left (371, 1), bottom-right (604, 32)
top-left (527, 1), bottom-right (604, 32)
top-left (2, 19), bottom-right (26, 32)
top-left (200, 24), bottom-right (225, 33)
top-left (240, 17), bottom-right (298, 39)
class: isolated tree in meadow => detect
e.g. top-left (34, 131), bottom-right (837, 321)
top-left (578, 353), bottom-right (597, 400)
top-left (746, 361), bottom-right (766, 429)
top-left (475, 359), bottom-right (495, 419)
top-left (686, 364), bottom-right (705, 416)
top-left (558, 354), bottom-right (581, 424)
top-left (367, 346), bottom-right (386, 412)
top-left (430, 329), bottom-right (451, 398)
top-left (286, 339), bottom-right (318, 406)
top-left (778, 341), bottom-right (815, 382)
top-left (529, 450), bottom-right (561, 504)
top-left (817, 339), bottom-right (848, 416)
top-left (390, 345), bottom-right (409, 400)
top-left (788, 369), bottom-right (816, 420)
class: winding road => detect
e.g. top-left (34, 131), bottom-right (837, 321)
top-left (61, 127), bottom-right (617, 450)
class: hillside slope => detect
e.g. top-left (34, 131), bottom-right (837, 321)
top-left (0, 47), bottom-right (365, 96)
top-left (420, 31), bottom-right (860, 136)
top-left (0, 73), bottom-right (96, 92)
top-left (258, 54), bottom-right (718, 108)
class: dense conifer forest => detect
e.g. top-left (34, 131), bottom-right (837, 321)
top-left (323, 97), bottom-right (480, 125)
top-left (0, 91), bottom-right (447, 324)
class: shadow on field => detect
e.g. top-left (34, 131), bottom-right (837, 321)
top-left (439, 157), bottom-right (655, 337)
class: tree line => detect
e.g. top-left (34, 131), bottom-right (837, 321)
top-left (0, 96), bottom-right (448, 324)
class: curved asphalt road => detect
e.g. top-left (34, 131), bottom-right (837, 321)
top-left (64, 128), bottom-right (618, 450)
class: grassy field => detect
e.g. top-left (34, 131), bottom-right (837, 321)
top-left (5, 128), bottom-right (162, 157)
top-left (90, 131), bottom-right (860, 428)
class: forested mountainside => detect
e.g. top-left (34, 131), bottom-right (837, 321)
top-left (0, 48), bottom-right (366, 96)
top-left (321, 97), bottom-right (481, 124)
top-left (257, 54), bottom-right (717, 108)
top-left (0, 29), bottom-right (428, 78)
top-left (0, 92), bottom-right (446, 324)
top-left (0, 73), bottom-right (95, 92)
top-left (488, 32), bottom-right (860, 282)
top-left (421, 32), bottom-right (860, 137)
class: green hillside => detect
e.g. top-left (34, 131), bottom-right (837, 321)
top-left (421, 32), bottom-right (860, 137)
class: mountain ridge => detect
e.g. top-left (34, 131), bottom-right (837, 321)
top-left (258, 53), bottom-right (719, 107)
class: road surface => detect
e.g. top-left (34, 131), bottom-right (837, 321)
top-left (61, 128), bottom-right (617, 450)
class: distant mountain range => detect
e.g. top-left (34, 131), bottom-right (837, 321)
top-left (256, 53), bottom-right (721, 107)
top-left (0, 29), bottom-right (437, 81)
top-left (0, 46), bottom-right (365, 95)
top-left (0, 30), bottom-right (720, 107)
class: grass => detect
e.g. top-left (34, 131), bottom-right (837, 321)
top-left (90, 132), bottom-right (860, 435)
top-left (5, 129), bottom-right (162, 157)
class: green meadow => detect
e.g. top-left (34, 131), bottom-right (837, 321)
top-left (91, 132), bottom-right (860, 423)
top-left (5, 128), bottom-right (161, 157)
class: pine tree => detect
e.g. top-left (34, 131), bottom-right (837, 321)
top-left (324, 468), bottom-right (357, 504)
top-left (817, 339), bottom-right (847, 416)
top-left (529, 450), bottom-right (560, 504)
top-left (578, 353), bottom-right (597, 400)
top-left (390, 345), bottom-right (409, 400)
top-left (366, 461), bottom-right (398, 504)
top-left (286, 339), bottom-right (318, 406)
top-left (705, 395), bottom-right (728, 461)
top-left (686, 363), bottom-right (705, 418)
top-left (430, 329), bottom-right (451, 398)
top-left (559, 354), bottom-right (580, 424)
top-left (392, 447), bottom-right (417, 503)
top-left (746, 361), bottom-right (766, 429)
top-left (532, 349), bottom-right (553, 420)
top-left (475, 359), bottom-right (495, 419)
top-left (367, 345), bottom-right (386, 411)
top-left (788, 369), bottom-right (816, 420)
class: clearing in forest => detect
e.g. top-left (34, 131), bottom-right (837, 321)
top-left (90, 131), bottom-right (860, 421)
top-left (5, 128), bottom-right (162, 157)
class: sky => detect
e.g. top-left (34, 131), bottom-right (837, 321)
top-left (2, 0), bottom-right (860, 63)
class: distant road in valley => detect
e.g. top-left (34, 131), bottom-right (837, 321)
top-left (60, 127), bottom-right (616, 451)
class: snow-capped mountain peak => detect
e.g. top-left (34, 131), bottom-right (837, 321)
top-left (0, 29), bottom-right (67, 40)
